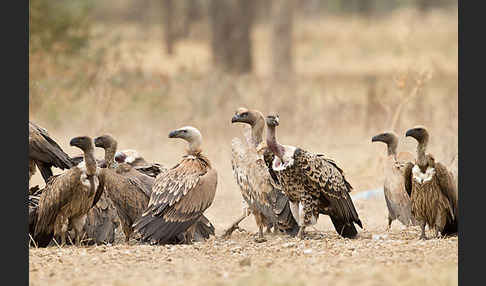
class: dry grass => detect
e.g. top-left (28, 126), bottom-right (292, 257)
top-left (29, 7), bottom-right (458, 286)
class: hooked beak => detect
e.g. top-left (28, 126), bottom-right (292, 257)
top-left (168, 130), bottom-right (179, 138)
top-left (231, 114), bottom-right (240, 123)
top-left (94, 137), bottom-right (103, 148)
top-left (371, 134), bottom-right (386, 143)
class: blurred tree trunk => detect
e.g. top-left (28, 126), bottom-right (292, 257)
top-left (417, 0), bottom-right (446, 12)
top-left (162, 0), bottom-right (175, 55)
top-left (357, 0), bottom-right (373, 17)
top-left (209, 0), bottom-right (254, 74)
top-left (271, 0), bottom-right (294, 80)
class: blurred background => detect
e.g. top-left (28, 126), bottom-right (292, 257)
top-left (29, 0), bottom-right (458, 230)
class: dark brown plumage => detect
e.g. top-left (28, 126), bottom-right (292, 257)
top-left (29, 121), bottom-right (77, 183)
top-left (403, 126), bottom-right (458, 239)
top-left (264, 115), bottom-right (362, 239)
top-left (225, 108), bottom-right (298, 241)
top-left (93, 135), bottom-right (155, 242)
top-left (372, 131), bottom-right (416, 229)
top-left (107, 139), bottom-right (215, 242)
top-left (115, 149), bottom-right (168, 178)
top-left (33, 136), bottom-right (104, 247)
top-left (133, 126), bottom-right (217, 245)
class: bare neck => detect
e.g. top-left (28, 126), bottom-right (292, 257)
top-left (83, 147), bottom-right (97, 176)
top-left (250, 114), bottom-right (265, 147)
top-left (266, 125), bottom-right (284, 159)
top-left (187, 137), bottom-right (202, 156)
top-left (104, 144), bottom-right (117, 169)
top-left (387, 141), bottom-right (398, 157)
top-left (416, 138), bottom-right (429, 167)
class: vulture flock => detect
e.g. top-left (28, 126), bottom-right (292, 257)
top-left (28, 108), bottom-right (458, 248)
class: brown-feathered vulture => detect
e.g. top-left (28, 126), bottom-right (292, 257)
top-left (372, 131), bottom-right (417, 229)
top-left (115, 149), bottom-right (168, 178)
top-left (225, 108), bottom-right (298, 241)
top-left (95, 134), bottom-right (215, 243)
top-left (92, 135), bottom-right (157, 242)
top-left (264, 115), bottom-right (363, 239)
top-left (403, 126), bottom-right (458, 239)
top-left (33, 136), bottom-right (104, 247)
top-left (133, 126), bottom-right (217, 245)
top-left (29, 121), bottom-right (78, 183)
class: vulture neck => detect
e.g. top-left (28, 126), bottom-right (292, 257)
top-left (104, 144), bottom-right (117, 169)
top-left (416, 137), bottom-right (429, 167)
top-left (186, 137), bottom-right (203, 156)
top-left (250, 114), bottom-right (265, 147)
top-left (266, 125), bottom-right (285, 160)
top-left (83, 147), bottom-right (97, 176)
top-left (387, 141), bottom-right (398, 158)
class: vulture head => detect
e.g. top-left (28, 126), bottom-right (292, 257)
top-left (371, 131), bottom-right (398, 155)
top-left (265, 114), bottom-right (280, 128)
top-left (94, 134), bottom-right (118, 151)
top-left (114, 149), bottom-right (147, 166)
top-left (168, 126), bottom-right (203, 153)
top-left (405, 126), bottom-right (429, 145)
top-left (114, 151), bottom-right (127, 163)
top-left (231, 107), bottom-right (264, 126)
top-left (70, 136), bottom-right (94, 152)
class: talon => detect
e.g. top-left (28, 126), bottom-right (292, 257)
top-left (254, 237), bottom-right (267, 243)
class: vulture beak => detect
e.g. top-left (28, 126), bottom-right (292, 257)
top-left (231, 114), bottom-right (240, 123)
top-left (405, 128), bottom-right (422, 140)
top-left (69, 137), bottom-right (81, 147)
top-left (168, 130), bottom-right (180, 138)
top-left (371, 133), bottom-right (387, 143)
top-left (94, 136), bottom-right (103, 148)
top-left (265, 115), bottom-right (280, 127)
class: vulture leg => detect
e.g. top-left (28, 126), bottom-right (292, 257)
top-left (434, 214), bottom-right (446, 239)
top-left (72, 215), bottom-right (87, 246)
top-left (419, 221), bottom-right (427, 240)
top-left (387, 216), bottom-right (393, 231)
top-left (297, 226), bottom-right (306, 240)
top-left (222, 212), bottom-right (250, 238)
top-left (253, 212), bottom-right (267, 243)
top-left (254, 224), bottom-right (267, 243)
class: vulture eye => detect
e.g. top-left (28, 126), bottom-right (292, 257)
top-left (241, 112), bottom-right (248, 117)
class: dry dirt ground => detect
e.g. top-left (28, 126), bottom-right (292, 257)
top-left (29, 193), bottom-right (458, 286)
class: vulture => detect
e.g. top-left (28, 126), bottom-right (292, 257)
top-left (92, 135), bottom-right (157, 242)
top-left (225, 108), bottom-right (298, 241)
top-left (133, 126), bottom-right (217, 245)
top-left (82, 193), bottom-right (119, 245)
top-left (33, 136), bottom-right (104, 247)
top-left (264, 115), bottom-right (363, 239)
top-left (403, 126), bottom-right (458, 239)
top-left (95, 134), bottom-right (215, 243)
top-left (115, 149), bottom-right (168, 178)
top-left (29, 121), bottom-right (79, 183)
top-left (372, 131), bottom-right (416, 229)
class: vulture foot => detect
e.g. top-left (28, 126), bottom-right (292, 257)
top-left (297, 227), bottom-right (306, 240)
top-left (254, 236), bottom-right (267, 243)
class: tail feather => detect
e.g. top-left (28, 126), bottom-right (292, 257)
top-left (330, 215), bottom-right (358, 239)
top-left (193, 215), bottom-right (215, 241)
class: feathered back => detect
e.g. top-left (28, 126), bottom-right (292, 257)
top-left (133, 153), bottom-right (217, 244)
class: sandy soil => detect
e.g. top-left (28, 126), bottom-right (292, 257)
top-left (29, 194), bottom-right (458, 286)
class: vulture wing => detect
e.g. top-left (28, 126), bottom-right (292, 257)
top-left (295, 149), bottom-right (362, 230)
top-left (435, 161), bottom-right (458, 218)
top-left (33, 169), bottom-right (81, 246)
top-left (114, 163), bottom-right (155, 197)
top-left (134, 163), bottom-right (168, 178)
top-left (29, 122), bottom-right (75, 182)
top-left (231, 136), bottom-right (275, 220)
top-left (133, 164), bottom-right (217, 244)
top-left (402, 161), bottom-right (414, 197)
